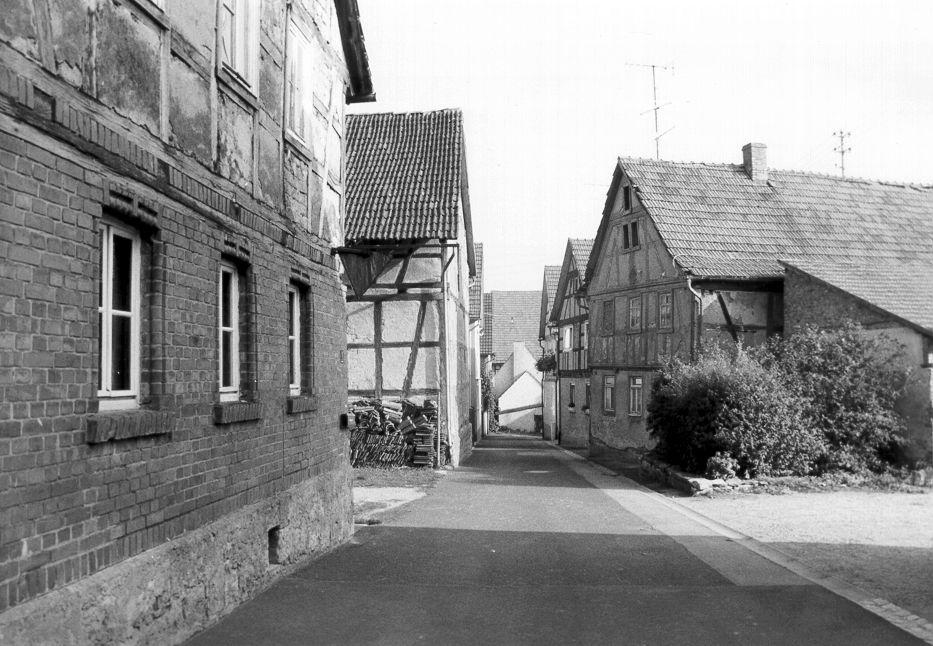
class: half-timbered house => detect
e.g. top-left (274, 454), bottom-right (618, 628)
top-left (584, 143), bottom-right (933, 461)
top-left (549, 239), bottom-right (594, 447)
top-left (340, 109), bottom-right (476, 466)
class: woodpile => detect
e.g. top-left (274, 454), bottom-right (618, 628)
top-left (349, 398), bottom-right (448, 468)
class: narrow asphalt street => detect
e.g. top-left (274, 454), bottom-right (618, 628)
top-left (186, 435), bottom-right (924, 645)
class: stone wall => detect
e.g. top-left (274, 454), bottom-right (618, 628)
top-left (0, 0), bottom-right (356, 639)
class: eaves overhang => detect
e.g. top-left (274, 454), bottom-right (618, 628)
top-left (335, 0), bottom-right (375, 103)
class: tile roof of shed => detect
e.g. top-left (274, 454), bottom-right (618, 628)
top-left (782, 260), bottom-right (933, 336)
top-left (345, 110), bottom-right (464, 241)
top-left (469, 242), bottom-right (484, 321)
top-left (609, 157), bottom-right (933, 280)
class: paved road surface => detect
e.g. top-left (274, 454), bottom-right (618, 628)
top-left (186, 435), bottom-right (923, 645)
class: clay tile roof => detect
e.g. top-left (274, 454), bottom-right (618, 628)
top-left (544, 265), bottom-right (561, 307)
top-left (345, 109), bottom-right (464, 241)
top-left (570, 238), bottom-right (594, 272)
top-left (486, 291), bottom-right (542, 360)
top-left (469, 242), bottom-right (484, 321)
top-left (782, 259), bottom-right (933, 336)
top-left (617, 157), bottom-right (933, 279)
top-left (539, 265), bottom-right (562, 338)
top-left (481, 293), bottom-right (493, 355)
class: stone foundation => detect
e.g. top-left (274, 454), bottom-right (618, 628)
top-left (0, 465), bottom-right (353, 646)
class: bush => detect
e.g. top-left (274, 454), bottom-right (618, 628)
top-left (649, 346), bottom-right (823, 477)
top-left (649, 322), bottom-right (912, 478)
top-left (756, 323), bottom-right (909, 472)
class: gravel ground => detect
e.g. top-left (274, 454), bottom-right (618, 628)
top-left (677, 490), bottom-right (933, 622)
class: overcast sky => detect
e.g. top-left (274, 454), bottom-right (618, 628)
top-left (350, 0), bottom-right (933, 291)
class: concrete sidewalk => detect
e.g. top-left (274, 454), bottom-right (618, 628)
top-left (186, 436), bottom-right (926, 645)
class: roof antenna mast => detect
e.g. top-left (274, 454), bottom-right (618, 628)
top-left (627, 62), bottom-right (674, 160)
top-left (834, 130), bottom-right (851, 177)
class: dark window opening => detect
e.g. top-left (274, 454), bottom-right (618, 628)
top-left (622, 185), bottom-right (632, 211)
top-left (622, 225), bottom-right (630, 249)
top-left (630, 221), bottom-right (640, 247)
top-left (268, 525), bottom-right (281, 564)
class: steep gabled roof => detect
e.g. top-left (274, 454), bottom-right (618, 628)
top-left (586, 155), bottom-right (933, 283)
top-left (469, 242), bottom-right (484, 322)
top-left (539, 265), bottom-right (561, 339)
top-left (481, 293), bottom-right (493, 355)
top-left (550, 238), bottom-right (593, 324)
top-left (570, 239), bottom-right (594, 273)
top-left (486, 291), bottom-right (542, 359)
top-left (345, 109), bottom-right (466, 242)
top-left (782, 260), bottom-right (933, 337)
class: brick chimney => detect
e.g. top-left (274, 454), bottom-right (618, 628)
top-left (742, 143), bottom-right (767, 182)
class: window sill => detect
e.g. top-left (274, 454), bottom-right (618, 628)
top-left (284, 129), bottom-right (315, 163)
top-left (213, 401), bottom-right (262, 425)
top-left (628, 413), bottom-right (643, 418)
top-left (87, 409), bottom-right (173, 444)
top-left (217, 65), bottom-right (259, 111)
top-left (286, 394), bottom-right (318, 415)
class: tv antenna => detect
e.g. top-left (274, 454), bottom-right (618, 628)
top-left (627, 62), bottom-right (674, 159)
top-left (834, 130), bottom-right (851, 177)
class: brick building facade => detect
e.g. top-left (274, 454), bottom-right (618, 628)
top-left (0, 0), bottom-right (372, 642)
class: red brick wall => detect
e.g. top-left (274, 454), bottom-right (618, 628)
top-left (0, 0), bottom-right (351, 614)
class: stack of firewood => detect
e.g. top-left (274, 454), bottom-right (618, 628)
top-left (349, 398), bottom-right (447, 468)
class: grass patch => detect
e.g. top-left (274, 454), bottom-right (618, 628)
top-left (353, 466), bottom-right (442, 488)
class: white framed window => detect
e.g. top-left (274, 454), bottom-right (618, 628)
top-left (219, 262), bottom-right (240, 401)
top-left (629, 376), bottom-right (643, 416)
top-left (286, 20), bottom-right (314, 143)
top-left (603, 375), bottom-right (615, 413)
top-left (562, 325), bottom-right (572, 351)
top-left (219, 0), bottom-right (259, 88)
top-left (288, 286), bottom-right (301, 395)
top-left (629, 296), bottom-right (642, 330)
top-left (98, 221), bottom-right (141, 410)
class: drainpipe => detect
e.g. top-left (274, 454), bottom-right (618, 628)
top-left (440, 246), bottom-right (451, 466)
top-left (672, 254), bottom-right (703, 360)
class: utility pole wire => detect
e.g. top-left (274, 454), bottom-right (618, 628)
top-left (626, 62), bottom-right (674, 160)
top-left (834, 130), bottom-right (852, 177)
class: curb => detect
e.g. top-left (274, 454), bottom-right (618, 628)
top-left (549, 443), bottom-right (933, 645)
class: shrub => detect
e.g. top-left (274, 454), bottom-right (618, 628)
top-left (649, 346), bottom-right (824, 477)
top-left (756, 323), bottom-right (910, 473)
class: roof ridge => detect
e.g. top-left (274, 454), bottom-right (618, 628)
top-left (617, 155), bottom-right (933, 189)
top-left (348, 108), bottom-right (463, 119)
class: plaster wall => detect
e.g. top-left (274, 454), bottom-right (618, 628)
top-left (558, 376), bottom-right (590, 448)
top-left (784, 270), bottom-right (933, 462)
top-left (498, 372), bottom-right (542, 432)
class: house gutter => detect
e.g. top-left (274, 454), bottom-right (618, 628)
top-left (672, 254), bottom-right (703, 360)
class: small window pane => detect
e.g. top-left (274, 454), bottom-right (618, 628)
top-left (111, 234), bottom-right (133, 311)
top-left (98, 312), bottom-right (103, 389)
top-left (111, 315), bottom-right (131, 390)
top-left (631, 221), bottom-right (640, 247)
top-left (623, 225), bottom-right (630, 249)
top-left (222, 271), bottom-right (232, 327)
top-left (288, 291), bottom-right (295, 336)
top-left (222, 330), bottom-right (233, 387)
